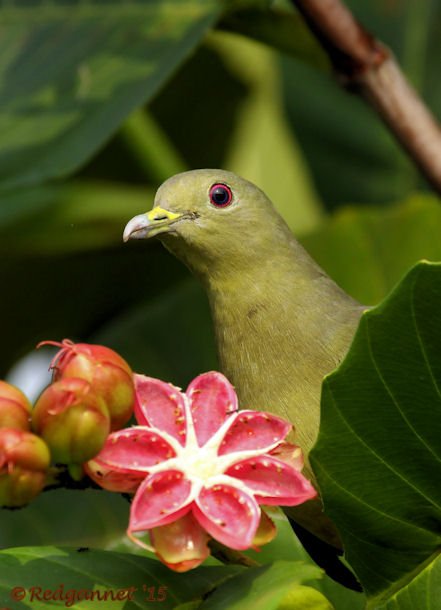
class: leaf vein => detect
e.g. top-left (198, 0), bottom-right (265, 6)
top-left (314, 456), bottom-right (437, 537)
top-left (365, 318), bottom-right (441, 475)
top-left (325, 380), bottom-right (441, 513)
top-left (409, 270), bottom-right (441, 407)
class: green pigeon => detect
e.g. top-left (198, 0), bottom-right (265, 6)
top-left (123, 169), bottom-right (364, 554)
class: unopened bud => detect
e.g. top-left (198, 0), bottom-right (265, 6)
top-left (32, 378), bottom-right (110, 464)
top-left (150, 513), bottom-right (210, 572)
top-left (39, 340), bottom-right (135, 430)
top-left (0, 380), bottom-right (31, 431)
top-left (0, 428), bottom-right (50, 507)
top-left (252, 509), bottom-right (277, 547)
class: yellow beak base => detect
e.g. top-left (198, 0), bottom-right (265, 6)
top-left (123, 206), bottom-right (183, 242)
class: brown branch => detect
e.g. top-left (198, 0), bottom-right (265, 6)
top-left (291, 0), bottom-right (441, 194)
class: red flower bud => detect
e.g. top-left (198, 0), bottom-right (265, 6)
top-left (149, 513), bottom-right (210, 572)
top-left (32, 378), bottom-right (110, 464)
top-left (252, 509), bottom-right (277, 547)
top-left (0, 428), bottom-right (50, 507)
top-left (0, 381), bottom-right (32, 431)
top-left (39, 340), bottom-right (135, 430)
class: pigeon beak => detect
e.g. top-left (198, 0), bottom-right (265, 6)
top-left (123, 206), bottom-right (183, 242)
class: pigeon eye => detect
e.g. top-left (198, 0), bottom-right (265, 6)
top-left (209, 183), bottom-right (233, 208)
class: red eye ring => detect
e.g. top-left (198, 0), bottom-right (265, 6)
top-left (209, 183), bottom-right (233, 208)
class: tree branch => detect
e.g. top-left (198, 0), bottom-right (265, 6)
top-left (291, 0), bottom-right (441, 194)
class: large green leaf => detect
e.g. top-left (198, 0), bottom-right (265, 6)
top-left (242, 510), bottom-right (365, 610)
top-left (0, 490), bottom-right (128, 550)
top-left (0, 181), bottom-right (154, 254)
top-left (300, 193), bottom-right (441, 305)
top-left (310, 262), bottom-right (441, 603)
top-left (219, 2), bottom-right (329, 72)
top-left (198, 560), bottom-right (324, 610)
top-left (0, 494), bottom-right (365, 609)
top-left (0, 546), bottom-right (242, 609)
top-left (375, 554), bottom-right (441, 610)
top-left (0, 0), bottom-right (220, 191)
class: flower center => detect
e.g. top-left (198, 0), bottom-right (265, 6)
top-left (179, 445), bottom-right (220, 483)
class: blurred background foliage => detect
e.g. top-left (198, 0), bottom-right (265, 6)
top-left (0, 0), bottom-right (440, 585)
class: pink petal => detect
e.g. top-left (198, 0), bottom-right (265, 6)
top-left (130, 470), bottom-right (193, 531)
top-left (269, 442), bottom-right (304, 471)
top-left (193, 483), bottom-right (260, 550)
top-left (91, 427), bottom-right (176, 473)
top-left (84, 459), bottom-right (145, 493)
top-left (218, 411), bottom-right (291, 455)
top-left (134, 375), bottom-right (187, 445)
top-left (150, 512), bottom-right (210, 572)
top-left (187, 372), bottom-right (238, 446)
top-left (226, 456), bottom-right (316, 506)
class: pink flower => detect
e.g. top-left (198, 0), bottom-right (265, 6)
top-left (87, 372), bottom-right (316, 570)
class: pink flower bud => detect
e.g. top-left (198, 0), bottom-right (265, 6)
top-left (32, 378), bottom-right (110, 464)
top-left (38, 340), bottom-right (135, 430)
top-left (0, 381), bottom-right (32, 431)
top-left (252, 509), bottom-right (277, 547)
top-left (149, 513), bottom-right (210, 572)
top-left (0, 428), bottom-right (50, 507)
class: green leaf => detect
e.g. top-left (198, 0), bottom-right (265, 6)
top-left (310, 261), bottom-right (441, 602)
top-left (0, 546), bottom-right (242, 609)
top-left (0, 181), bottom-right (154, 254)
top-left (276, 585), bottom-right (334, 610)
top-left (0, 490), bottom-right (128, 550)
top-left (243, 509), bottom-right (364, 610)
top-left (0, 0), bottom-right (220, 191)
top-left (300, 193), bottom-right (441, 304)
top-left (219, 4), bottom-right (329, 71)
top-left (374, 553), bottom-right (441, 610)
top-left (242, 510), bottom-right (365, 610)
top-left (198, 560), bottom-right (323, 610)
top-left (316, 577), bottom-right (365, 610)
top-left (120, 108), bottom-right (187, 183)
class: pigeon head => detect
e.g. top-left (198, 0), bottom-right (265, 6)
top-left (123, 169), bottom-right (292, 280)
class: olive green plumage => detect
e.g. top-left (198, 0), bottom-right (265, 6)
top-left (123, 169), bottom-right (364, 548)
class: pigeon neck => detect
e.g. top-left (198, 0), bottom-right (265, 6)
top-left (203, 234), bottom-right (362, 372)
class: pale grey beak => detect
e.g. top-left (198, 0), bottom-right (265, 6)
top-left (123, 214), bottom-right (151, 242)
top-left (123, 207), bottom-right (183, 242)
